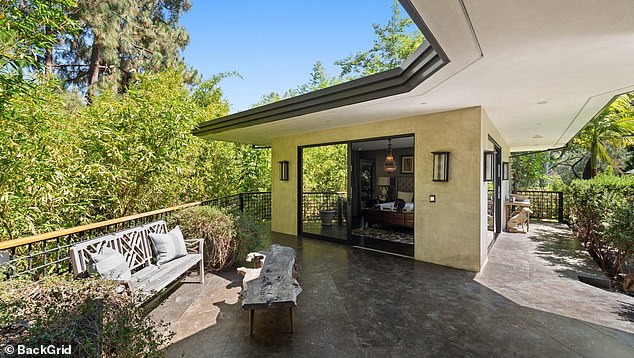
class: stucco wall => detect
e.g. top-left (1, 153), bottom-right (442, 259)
top-left (271, 106), bottom-right (508, 272)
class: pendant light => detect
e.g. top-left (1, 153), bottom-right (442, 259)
top-left (384, 139), bottom-right (397, 173)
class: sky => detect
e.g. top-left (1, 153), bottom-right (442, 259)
top-left (180, 1), bottom-right (399, 113)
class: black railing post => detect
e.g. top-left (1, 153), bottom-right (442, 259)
top-left (239, 193), bottom-right (245, 213)
top-left (337, 195), bottom-right (343, 224)
top-left (558, 191), bottom-right (564, 223)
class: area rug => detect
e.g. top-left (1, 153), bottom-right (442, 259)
top-left (352, 227), bottom-right (414, 245)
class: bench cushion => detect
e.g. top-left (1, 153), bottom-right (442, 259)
top-left (89, 247), bottom-right (132, 281)
top-left (129, 253), bottom-right (202, 296)
top-left (148, 225), bottom-right (188, 267)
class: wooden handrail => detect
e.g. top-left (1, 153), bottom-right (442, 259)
top-left (0, 201), bottom-right (202, 251)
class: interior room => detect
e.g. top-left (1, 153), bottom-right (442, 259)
top-left (349, 136), bottom-right (415, 256)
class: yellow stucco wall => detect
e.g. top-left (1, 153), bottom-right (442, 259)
top-left (271, 106), bottom-right (509, 272)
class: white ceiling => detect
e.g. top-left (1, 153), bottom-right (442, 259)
top-left (206, 0), bottom-right (634, 152)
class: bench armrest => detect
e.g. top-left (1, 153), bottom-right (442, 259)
top-left (184, 238), bottom-right (204, 255)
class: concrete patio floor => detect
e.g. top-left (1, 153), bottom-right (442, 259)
top-left (151, 223), bottom-right (634, 357)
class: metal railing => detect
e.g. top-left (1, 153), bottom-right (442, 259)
top-left (203, 192), bottom-right (271, 221)
top-left (0, 192), bottom-right (271, 280)
top-left (515, 190), bottom-right (564, 222)
top-left (302, 192), bottom-right (347, 223)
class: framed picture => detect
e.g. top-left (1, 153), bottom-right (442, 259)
top-left (401, 155), bottom-right (414, 174)
top-left (502, 161), bottom-right (509, 180)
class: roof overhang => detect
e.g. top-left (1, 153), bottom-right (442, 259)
top-left (194, 0), bottom-right (634, 152)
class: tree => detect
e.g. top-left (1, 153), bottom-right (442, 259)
top-left (511, 152), bottom-right (550, 191)
top-left (574, 93), bottom-right (634, 178)
top-left (252, 92), bottom-right (282, 108)
top-left (295, 61), bottom-right (342, 95)
top-left (302, 144), bottom-right (347, 193)
top-left (0, 0), bottom-right (77, 107)
top-left (253, 1), bottom-right (423, 106)
top-left (54, 0), bottom-right (192, 99)
top-left (336, 0), bottom-right (423, 78)
top-left (251, 61), bottom-right (341, 107)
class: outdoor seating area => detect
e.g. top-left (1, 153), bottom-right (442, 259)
top-left (3, 1), bottom-right (634, 356)
top-left (151, 223), bottom-right (634, 357)
top-left (69, 220), bottom-right (205, 303)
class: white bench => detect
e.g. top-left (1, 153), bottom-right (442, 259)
top-left (69, 220), bottom-right (204, 303)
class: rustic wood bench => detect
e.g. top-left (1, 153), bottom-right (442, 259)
top-left (238, 244), bottom-right (302, 336)
top-left (69, 220), bottom-right (204, 303)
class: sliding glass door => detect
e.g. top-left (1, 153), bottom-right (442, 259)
top-left (298, 143), bottom-right (349, 241)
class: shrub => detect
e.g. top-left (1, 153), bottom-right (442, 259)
top-left (234, 213), bottom-right (269, 264)
top-left (567, 174), bottom-right (634, 287)
top-left (0, 275), bottom-right (172, 357)
top-left (170, 205), bottom-right (267, 272)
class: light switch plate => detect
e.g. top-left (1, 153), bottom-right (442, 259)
top-left (429, 195), bottom-right (436, 203)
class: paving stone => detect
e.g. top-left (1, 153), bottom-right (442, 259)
top-left (151, 223), bottom-right (634, 357)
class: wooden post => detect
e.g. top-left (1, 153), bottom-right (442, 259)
top-left (558, 191), bottom-right (564, 223)
top-left (250, 309), bottom-right (255, 336)
top-left (289, 307), bottom-right (294, 333)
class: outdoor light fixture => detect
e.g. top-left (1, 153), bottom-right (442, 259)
top-left (279, 161), bottom-right (289, 181)
top-left (502, 161), bottom-right (509, 180)
top-left (432, 152), bottom-right (449, 182)
top-left (383, 139), bottom-right (397, 173)
top-left (484, 151), bottom-right (494, 182)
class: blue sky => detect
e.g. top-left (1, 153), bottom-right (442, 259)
top-left (180, 1), bottom-right (399, 113)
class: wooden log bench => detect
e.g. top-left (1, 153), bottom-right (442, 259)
top-left (69, 220), bottom-right (204, 304)
top-left (238, 244), bottom-right (302, 336)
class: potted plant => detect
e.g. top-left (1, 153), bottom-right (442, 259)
top-left (319, 195), bottom-right (336, 226)
top-left (319, 209), bottom-right (336, 226)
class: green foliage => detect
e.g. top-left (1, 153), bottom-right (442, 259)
top-left (294, 61), bottom-right (342, 95)
top-left (0, 0), bottom-right (77, 107)
top-left (234, 213), bottom-right (269, 264)
top-left (510, 93), bottom-right (634, 186)
top-left (573, 93), bottom-right (634, 178)
top-left (0, 78), bottom-right (86, 238)
top-left (510, 152), bottom-right (550, 190)
top-left (0, 275), bottom-right (172, 357)
top-left (80, 69), bottom-right (199, 217)
top-left (605, 199), bottom-right (634, 267)
top-left (170, 206), bottom-right (267, 271)
top-left (302, 144), bottom-right (347, 193)
top-left (336, 0), bottom-right (423, 78)
top-left (252, 92), bottom-right (282, 108)
top-left (567, 174), bottom-right (634, 284)
top-left (253, 2), bottom-right (422, 106)
top-left (250, 61), bottom-right (341, 107)
top-left (0, 70), bottom-right (270, 241)
top-left (58, 0), bottom-right (193, 95)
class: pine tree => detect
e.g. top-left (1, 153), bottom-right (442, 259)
top-left (54, 0), bottom-right (192, 99)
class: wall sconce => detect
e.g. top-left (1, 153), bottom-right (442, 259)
top-left (279, 161), bottom-right (289, 181)
top-left (502, 161), bottom-right (509, 180)
top-left (432, 152), bottom-right (449, 182)
top-left (484, 151), bottom-right (494, 182)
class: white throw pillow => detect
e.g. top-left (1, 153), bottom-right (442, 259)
top-left (148, 226), bottom-right (188, 267)
top-left (397, 191), bottom-right (414, 203)
top-left (90, 246), bottom-right (132, 281)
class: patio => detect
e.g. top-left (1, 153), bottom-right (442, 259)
top-left (151, 223), bottom-right (634, 357)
